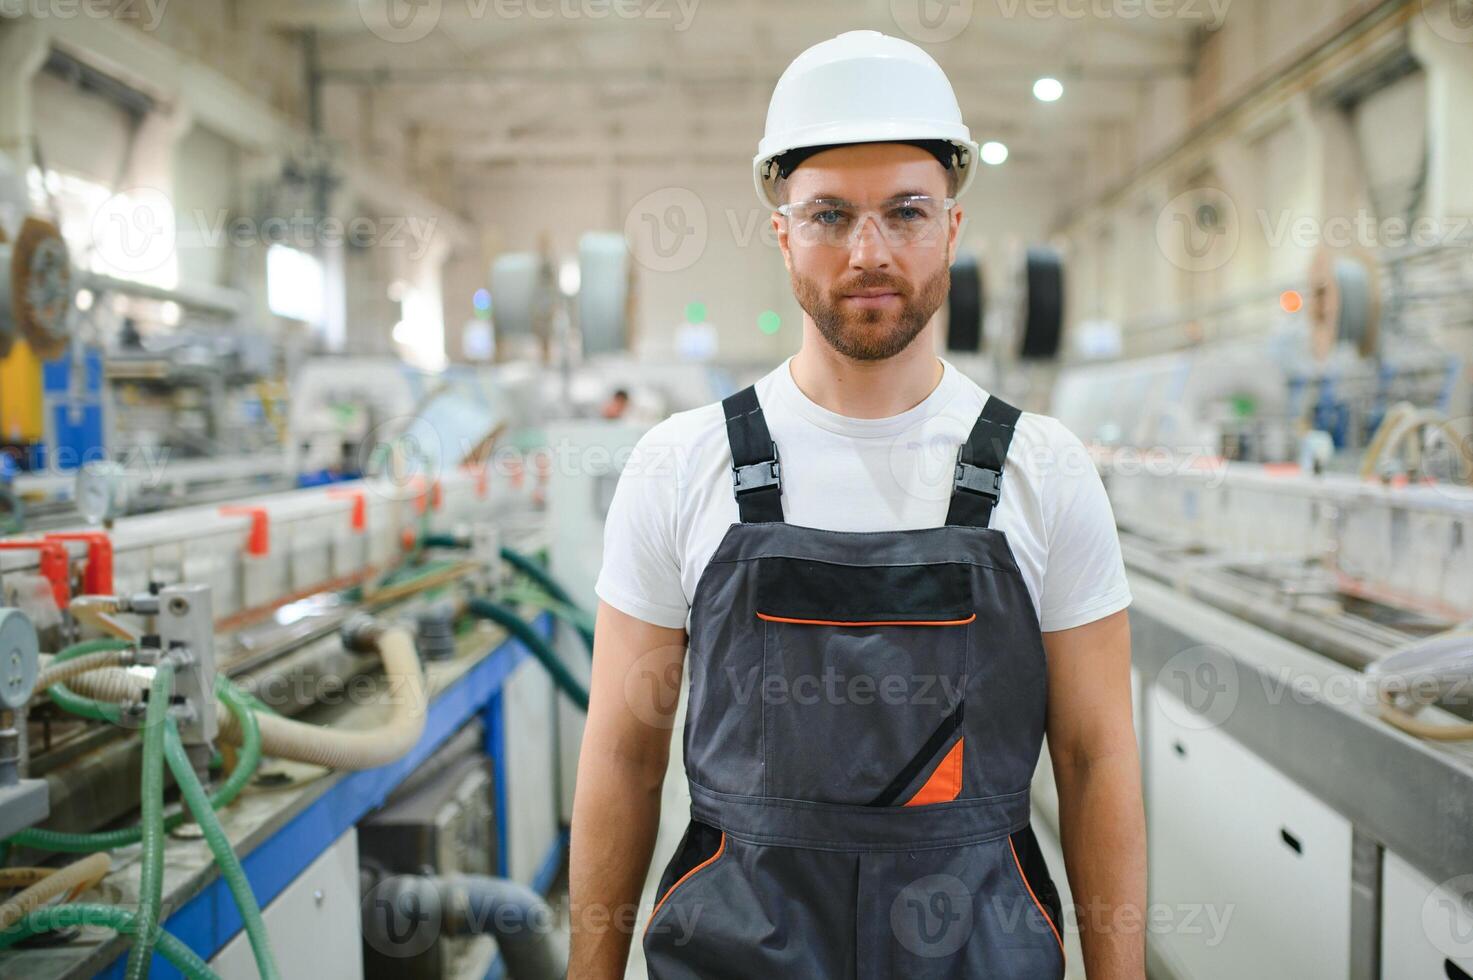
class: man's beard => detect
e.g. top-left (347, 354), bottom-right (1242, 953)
top-left (792, 264), bottom-right (950, 361)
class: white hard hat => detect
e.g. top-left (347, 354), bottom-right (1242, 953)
top-left (753, 30), bottom-right (979, 209)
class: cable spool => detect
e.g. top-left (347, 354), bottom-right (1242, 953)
top-left (489, 252), bottom-right (555, 339)
top-left (578, 232), bottom-right (633, 356)
top-left (1017, 246), bottom-right (1064, 360)
top-left (946, 252), bottom-right (983, 353)
top-left (0, 217), bottom-right (74, 360)
top-left (1309, 248), bottom-right (1380, 360)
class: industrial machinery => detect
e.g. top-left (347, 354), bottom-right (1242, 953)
top-left (0, 441), bottom-right (595, 977)
top-left (1043, 238), bottom-right (1473, 978)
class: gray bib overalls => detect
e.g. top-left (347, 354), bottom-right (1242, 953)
top-left (643, 385), bottom-right (1067, 979)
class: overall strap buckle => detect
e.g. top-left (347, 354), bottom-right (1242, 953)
top-left (945, 394), bottom-right (1021, 528)
top-left (722, 385), bottom-right (786, 523)
top-left (734, 445), bottom-right (781, 496)
top-left (953, 457), bottom-right (1002, 502)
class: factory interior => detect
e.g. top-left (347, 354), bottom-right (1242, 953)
top-left (0, 1), bottom-right (1472, 978)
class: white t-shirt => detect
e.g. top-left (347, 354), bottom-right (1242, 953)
top-left (595, 357), bottom-right (1131, 634)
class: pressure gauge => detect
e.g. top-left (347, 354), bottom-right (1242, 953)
top-left (0, 608), bottom-right (39, 711)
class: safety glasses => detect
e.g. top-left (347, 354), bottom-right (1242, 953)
top-left (776, 195), bottom-right (955, 249)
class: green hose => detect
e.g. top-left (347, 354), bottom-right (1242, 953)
top-left (500, 547), bottom-right (596, 651)
top-left (0, 903), bottom-right (219, 978)
top-left (8, 675), bottom-right (263, 853)
top-left (163, 718), bottom-right (280, 980)
top-left (499, 546), bottom-right (576, 607)
top-left (420, 537), bottom-right (597, 652)
top-left (466, 598), bottom-right (589, 711)
top-left (126, 663), bottom-right (174, 980)
top-left (501, 583), bottom-right (596, 657)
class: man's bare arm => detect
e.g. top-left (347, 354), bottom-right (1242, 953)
top-left (1044, 608), bottom-right (1147, 978)
top-left (568, 601), bottom-right (687, 979)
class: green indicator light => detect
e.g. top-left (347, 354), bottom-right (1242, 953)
top-left (757, 310), bottom-right (781, 335)
top-left (685, 301), bottom-right (707, 324)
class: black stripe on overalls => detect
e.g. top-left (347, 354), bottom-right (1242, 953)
top-left (945, 394), bottom-right (1022, 529)
top-left (722, 385), bottom-right (785, 523)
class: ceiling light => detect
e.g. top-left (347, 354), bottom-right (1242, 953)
top-left (1033, 77), bottom-right (1064, 102)
top-left (981, 141), bottom-right (1009, 166)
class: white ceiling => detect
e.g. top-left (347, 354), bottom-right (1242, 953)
top-left (249, 0), bottom-right (1209, 178)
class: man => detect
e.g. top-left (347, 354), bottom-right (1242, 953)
top-left (570, 30), bottom-right (1145, 979)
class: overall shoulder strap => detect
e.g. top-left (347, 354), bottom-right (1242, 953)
top-left (722, 385), bottom-right (784, 524)
top-left (945, 394), bottom-right (1021, 528)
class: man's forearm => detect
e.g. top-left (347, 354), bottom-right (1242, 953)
top-left (1055, 748), bottom-right (1148, 979)
top-left (568, 739), bottom-right (666, 979)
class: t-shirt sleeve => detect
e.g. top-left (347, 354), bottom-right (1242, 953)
top-left (594, 424), bottom-right (691, 630)
top-left (1037, 418), bottom-right (1132, 632)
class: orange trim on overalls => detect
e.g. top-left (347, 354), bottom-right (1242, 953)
top-left (1008, 836), bottom-right (1065, 963)
top-left (903, 739), bottom-right (964, 806)
top-left (645, 833), bottom-right (727, 937)
top-left (756, 612), bottom-right (977, 628)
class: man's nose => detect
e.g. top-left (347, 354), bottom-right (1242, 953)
top-left (847, 214), bottom-right (893, 270)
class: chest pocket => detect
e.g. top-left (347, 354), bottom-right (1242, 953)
top-left (755, 558), bottom-right (975, 805)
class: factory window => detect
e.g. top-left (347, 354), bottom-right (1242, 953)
top-left (30, 168), bottom-right (180, 290)
top-left (267, 243), bottom-right (327, 327)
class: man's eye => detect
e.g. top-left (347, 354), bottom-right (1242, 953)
top-left (812, 209), bottom-right (848, 226)
top-left (892, 206), bottom-right (926, 222)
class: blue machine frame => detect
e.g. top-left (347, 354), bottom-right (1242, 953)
top-left (92, 613), bottom-right (563, 980)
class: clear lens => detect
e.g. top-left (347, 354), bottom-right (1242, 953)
top-left (779, 196), bottom-right (953, 248)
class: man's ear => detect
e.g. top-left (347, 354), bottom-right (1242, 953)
top-left (772, 212), bottom-right (793, 272)
top-left (947, 205), bottom-right (964, 265)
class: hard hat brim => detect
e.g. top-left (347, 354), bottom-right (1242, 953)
top-left (753, 124), bottom-right (979, 209)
